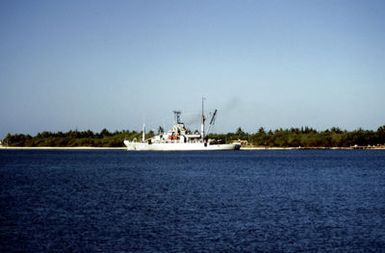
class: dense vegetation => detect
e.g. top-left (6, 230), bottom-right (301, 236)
top-left (1, 129), bottom-right (154, 147)
top-left (2, 125), bottom-right (385, 148)
top-left (209, 126), bottom-right (385, 148)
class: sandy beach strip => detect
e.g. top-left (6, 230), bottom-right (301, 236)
top-left (241, 146), bottom-right (385, 150)
top-left (1, 146), bottom-right (384, 150)
top-left (0, 146), bottom-right (126, 150)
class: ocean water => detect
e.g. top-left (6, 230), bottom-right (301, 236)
top-left (1, 149), bottom-right (385, 252)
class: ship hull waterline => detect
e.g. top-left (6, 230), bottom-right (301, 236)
top-left (124, 140), bottom-right (240, 151)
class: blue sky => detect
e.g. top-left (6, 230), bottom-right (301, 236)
top-left (1, 0), bottom-right (385, 137)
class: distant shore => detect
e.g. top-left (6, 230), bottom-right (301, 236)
top-left (2, 126), bottom-right (385, 149)
top-left (0, 146), bottom-right (126, 150)
top-left (242, 145), bottom-right (385, 150)
top-left (1, 146), bottom-right (384, 150)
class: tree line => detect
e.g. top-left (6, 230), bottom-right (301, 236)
top-left (2, 126), bottom-right (385, 148)
top-left (209, 126), bottom-right (385, 148)
top-left (1, 129), bottom-right (152, 147)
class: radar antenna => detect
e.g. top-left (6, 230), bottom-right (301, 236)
top-left (173, 111), bottom-right (182, 124)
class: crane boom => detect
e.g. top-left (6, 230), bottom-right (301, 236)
top-left (207, 109), bottom-right (217, 135)
top-left (209, 109), bottom-right (217, 125)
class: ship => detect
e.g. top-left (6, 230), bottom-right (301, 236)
top-left (123, 99), bottom-right (241, 151)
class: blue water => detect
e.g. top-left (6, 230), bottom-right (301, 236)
top-left (1, 150), bottom-right (385, 252)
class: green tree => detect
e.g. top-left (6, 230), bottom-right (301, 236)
top-left (100, 128), bottom-right (111, 137)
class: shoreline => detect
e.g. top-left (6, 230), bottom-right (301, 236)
top-left (1, 146), bottom-right (385, 150)
top-left (241, 146), bottom-right (385, 150)
top-left (0, 146), bottom-right (126, 150)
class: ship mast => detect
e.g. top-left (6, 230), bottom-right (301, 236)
top-left (142, 123), bottom-right (145, 142)
top-left (201, 97), bottom-right (206, 141)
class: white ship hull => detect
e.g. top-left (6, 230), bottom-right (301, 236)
top-left (124, 140), bottom-right (240, 151)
